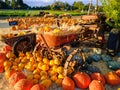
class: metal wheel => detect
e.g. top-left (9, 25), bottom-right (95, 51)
top-left (13, 37), bottom-right (34, 56)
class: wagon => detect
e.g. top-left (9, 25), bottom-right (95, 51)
top-left (1, 32), bottom-right (36, 56)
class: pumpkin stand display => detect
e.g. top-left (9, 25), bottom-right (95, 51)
top-left (0, 27), bottom-right (120, 90)
top-left (0, 16), bottom-right (120, 90)
top-left (1, 40), bottom-right (120, 90)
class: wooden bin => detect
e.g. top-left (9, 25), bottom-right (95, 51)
top-left (38, 32), bottom-right (78, 47)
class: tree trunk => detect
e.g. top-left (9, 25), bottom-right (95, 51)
top-left (88, 0), bottom-right (92, 15)
top-left (95, 0), bottom-right (98, 13)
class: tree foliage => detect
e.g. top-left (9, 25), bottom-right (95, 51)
top-left (0, 0), bottom-right (30, 9)
top-left (100, 0), bottom-right (120, 28)
top-left (72, 1), bottom-right (84, 11)
top-left (50, 1), bottom-right (71, 10)
top-left (0, 0), bottom-right (11, 9)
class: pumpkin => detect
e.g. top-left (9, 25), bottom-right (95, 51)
top-left (62, 76), bottom-right (75, 90)
top-left (87, 65), bottom-right (101, 73)
top-left (93, 48), bottom-right (102, 54)
top-left (0, 62), bottom-right (4, 73)
top-left (30, 84), bottom-right (46, 90)
top-left (73, 72), bottom-right (91, 89)
top-left (4, 69), bottom-right (17, 79)
top-left (101, 55), bottom-right (112, 62)
top-left (89, 80), bottom-right (104, 90)
top-left (86, 56), bottom-right (93, 64)
top-left (115, 69), bottom-right (120, 77)
top-left (9, 72), bottom-right (26, 86)
top-left (14, 79), bottom-right (33, 90)
top-left (105, 71), bottom-right (120, 85)
top-left (107, 60), bottom-right (120, 70)
top-left (0, 52), bottom-right (6, 63)
top-left (2, 45), bottom-right (12, 54)
top-left (90, 54), bottom-right (101, 62)
top-left (91, 73), bottom-right (106, 85)
top-left (40, 79), bottom-right (52, 89)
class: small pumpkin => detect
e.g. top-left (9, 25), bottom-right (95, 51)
top-left (30, 84), bottom-right (46, 90)
top-left (91, 72), bottom-right (106, 85)
top-left (2, 45), bottom-right (12, 54)
top-left (62, 76), bottom-right (75, 90)
top-left (101, 55), bottom-right (112, 62)
top-left (107, 60), bottom-right (120, 70)
top-left (87, 65), bottom-right (101, 73)
top-left (40, 79), bottom-right (52, 89)
top-left (89, 80), bottom-right (104, 90)
top-left (4, 69), bottom-right (17, 79)
top-left (115, 69), bottom-right (120, 77)
top-left (105, 71), bottom-right (120, 85)
top-left (0, 52), bottom-right (6, 63)
top-left (73, 72), bottom-right (91, 89)
top-left (0, 62), bottom-right (4, 73)
top-left (90, 54), bottom-right (101, 62)
top-left (9, 72), bottom-right (26, 86)
top-left (14, 79), bottom-right (33, 90)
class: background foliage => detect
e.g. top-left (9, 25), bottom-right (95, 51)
top-left (100, 0), bottom-right (120, 28)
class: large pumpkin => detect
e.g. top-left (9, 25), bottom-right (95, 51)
top-left (91, 72), bottom-right (106, 85)
top-left (30, 84), bottom-right (46, 90)
top-left (115, 69), bottom-right (120, 77)
top-left (89, 80), bottom-right (104, 90)
top-left (105, 71), bottom-right (120, 85)
top-left (14, 79), bottom-right (33, 90)
top-left (9, 72), bottom-right (26, 86)
top-left (73, 72), bottom-right (91, 89)
top-left (62, 77), bottom-right (75, 90)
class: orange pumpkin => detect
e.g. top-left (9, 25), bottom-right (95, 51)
top-left (9, 72), bottom-right (26, 86)
top-left (91, 73), bottom-right (106, 85)
top-left (30, 84), bottom-right (46, 90)
top-left (0, 52), bottom-right (6, 63)
top-left (105, 71), bottom-right (120, 85)
top-left (4, 69), bottom-right (17, 79)
top-left (73, 72), bottom-right (91, 89)
top-left (115, 69), bottom-right (120, 77)
top-left (0, 62), bottom-right (4, 73)
top-left (89, 80), bottom-right (104, 90)
top-left (62, 77), bottom-right (75, 90)
top-left (14, 79), bottom-right (33, 90)
top-left (2, 45), bottom-right (12, 54)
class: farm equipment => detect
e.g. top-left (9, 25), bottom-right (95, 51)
top-left (1, 31), bottom-right (36, 56)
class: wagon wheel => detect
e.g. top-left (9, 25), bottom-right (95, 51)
top-left (13, 37), bottom-right (34, 57)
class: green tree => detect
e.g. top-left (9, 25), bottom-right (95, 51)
top-left (16, 0), bottom-right (23, 5)
top-left (0, 0), bottom-right (11, 9)
top-left (16, 0), bottom-right (23, 9)
top-left (72, 1), bottom-right (84, 11)
top-left (50, 1), bottom-right (70, 10)
top-left (5, 0), bottom-right (10, 6)
top-left (11, 0), bottom-right (16, 9)
top-left (100, 0), bottom-right (120, 28)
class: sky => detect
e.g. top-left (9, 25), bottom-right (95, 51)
top-left (23, 0), bottom-right (101, 7)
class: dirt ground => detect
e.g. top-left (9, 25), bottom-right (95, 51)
top-left (0, 19), bottom-right (120, 90)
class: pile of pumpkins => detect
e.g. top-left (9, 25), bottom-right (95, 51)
top-left (0, 45), bottom-right (120, 90)
top-left (7, 17), bottom-right (79, 31)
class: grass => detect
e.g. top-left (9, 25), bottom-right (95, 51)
top-left (0, 10), bottom-right (87, 17)
top-left (0, 10), bottom-right (39, 17)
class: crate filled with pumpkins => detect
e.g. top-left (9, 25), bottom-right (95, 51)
top-left (0, 41), bottom-right (120, 90)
